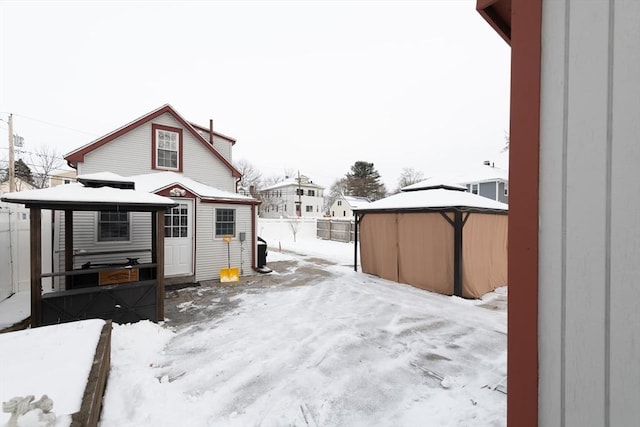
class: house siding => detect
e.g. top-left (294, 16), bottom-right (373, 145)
top-left (478, 182), bottom-right (497, 201)
top-left (539, 1), bottom-right (640, 426)
top-left (195, 201), bottom-right (254, 281)
top-left (78, 112), bottom-right (236, 191)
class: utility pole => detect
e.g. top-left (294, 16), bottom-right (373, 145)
top-left (296, 170), bottom-right (302, 217)
top-left (8, 114), bottom-right (15, 192)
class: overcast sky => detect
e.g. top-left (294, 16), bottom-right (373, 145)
top-left (0, 0), bottom-right (510, 191)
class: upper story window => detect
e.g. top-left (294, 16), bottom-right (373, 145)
top-left (296, 188), bottom-right (304, 196)
top-left (152, 124), bottom-right (183, 171)
top-left (471, 184), bottom-right (479, 195)
top-left (337, 200), bottom-right (342, 206)
top-left (308, 189), bottom-right (315, 196)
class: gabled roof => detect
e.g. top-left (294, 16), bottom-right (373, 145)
top-left (401, 179), bottom-right (467, 192)
top-left (65, 104), bottom-right (242, 178)
top-left (342, 195), bottom-right (371, 208)
top-left (189, 122), bottom-right (236, 145)
top-left (130, 171), bottom-right (259, 204)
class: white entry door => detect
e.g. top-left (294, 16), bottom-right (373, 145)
top-left (164, 200), bottom-right (194, 277)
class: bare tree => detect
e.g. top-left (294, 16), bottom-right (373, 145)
top-left (27, 145), bottom-right (65, 189)
top-left (287, 217), bottom-right (301, 242)
top-left (234, 159), bottom-right (262, 196)
top-left (395, 167), bottom-right (424, 193)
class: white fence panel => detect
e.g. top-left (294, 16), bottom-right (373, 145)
top-left (0, 202), bottom-right (52, 301)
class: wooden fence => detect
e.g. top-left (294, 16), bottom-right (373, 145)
top-left (317, 218), bottom-right (356, 243)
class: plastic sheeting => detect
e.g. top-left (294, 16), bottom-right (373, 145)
top-left (359, 211), bottom-right (507, 298)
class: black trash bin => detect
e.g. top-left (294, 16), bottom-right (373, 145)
top-left (257, 236), bottom-right (268, 267)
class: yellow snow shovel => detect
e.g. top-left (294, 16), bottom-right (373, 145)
top-left (220, 235), bottom-right (239, 283)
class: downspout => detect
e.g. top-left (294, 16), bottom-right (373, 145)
top-left (251, 204), bottom-right (257, 270)
top-left (353, 212), bottom-right (360, 271)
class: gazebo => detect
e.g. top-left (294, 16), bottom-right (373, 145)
top-left (1, 173), bottom-right (177, 327)
top-left (353, 181), bottom-right (508, 298)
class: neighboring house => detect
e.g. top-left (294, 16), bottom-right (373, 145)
top-left (0, 177), bottom-right (36, 194)
top-left (49, 169), bottom-right (77, 187)
top-left (259, 175), bottom-right (324, 218)
top-left (330, 195), bottom-right (370, 218)
top-left (479, 1), bottom-right (640, 426)
top-left (456, 163), bottom-right (508, 204)
top-left (60, 104), bottom-right (260, 286)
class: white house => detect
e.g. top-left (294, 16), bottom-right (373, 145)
top-left (259, 175), bottom-right (324, 218)
top-left (330, 195), bottom-right (370, 218)
top-left (61, 104), bottom-right (260, 286)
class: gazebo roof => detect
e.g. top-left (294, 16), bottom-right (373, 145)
top-left (1, 176), bottom-right (177, 211)
top-left (354, 188), bottom-right (508, 213)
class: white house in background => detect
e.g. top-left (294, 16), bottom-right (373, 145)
top-left (49, 169), bottom-right (77, 187)
top-left (259, 175), bottom-right (324, 218)
top-left (0, 177), bottom-right (37, 194)
top-left (330, 195), bottom-right (370, 218)
top-left (402, 163), bottom-right (509, 204)
top-left (62, 104), bottom-right (260, 286)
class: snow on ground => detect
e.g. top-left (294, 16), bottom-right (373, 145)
top-left (0, 319), bottom-right (105, 427)
top-left (0, 291), bottom-right (30, 329)
top-left (100, 238), bottom-right (506, 427)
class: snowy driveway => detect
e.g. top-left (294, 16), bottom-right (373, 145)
top-left (100, 246), bottom-right (506, 427)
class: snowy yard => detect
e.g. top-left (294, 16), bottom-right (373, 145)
top-left (100, 239), bottom-right (506, 427)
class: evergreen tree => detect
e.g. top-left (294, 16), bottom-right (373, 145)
top-left (345, 161), bottom-right (386, 201)
top-left (2, 158), bottom-right (34, 185)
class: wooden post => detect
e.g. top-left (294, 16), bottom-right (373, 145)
top-left (65, 210), bottom-right (73, 290)
top-left (154, 209), bottom-right (165, 321)
top-left (30, 208), bottom-right (42, 327)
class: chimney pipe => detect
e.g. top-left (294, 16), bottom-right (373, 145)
top-left (209, 119), bottom-right (214, 144)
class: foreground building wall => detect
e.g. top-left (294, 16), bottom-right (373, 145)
top-left (538, 1), bottom-right (640, 425)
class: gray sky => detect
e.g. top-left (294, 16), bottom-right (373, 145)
top-left (0, 0), bottom-right (510, 191)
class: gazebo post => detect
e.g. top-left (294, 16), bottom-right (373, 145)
top-left (453, 210), bottom-right (463, 297)
top-left (64, 209), bottom-right (73, 290)
top-left (30, 208), bottom-right (42, 327)
top-left (154, 209), bottom-right (165, 321)
top-left (353, 213), bottom-right (359, 272)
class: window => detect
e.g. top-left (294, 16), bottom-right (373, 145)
top-left (216, 209), bottom-right (235, 237)
top-left (306, 205), bottom-right (313, 212)
top-left (63, 179), bottom-right (71, 184)
top-left (98, 211), bottom-right (129, 241)
top-left (152, 124), bottom-right (182, 171)
top-left (471, 184), bottom-right (479, 194)
top-left (296, 188), bottom-right (304, 196)
top-left (164, 204), bottom-right (189, 238)
top-left (308, 189), bottom-right (315, 196)
top-left (337, 200), bottom-right (342, 206)
top-left (504, 186), bottom-right (509, 196)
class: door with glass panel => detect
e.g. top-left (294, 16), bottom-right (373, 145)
top-left (164, 200), bottom-right (193, 276)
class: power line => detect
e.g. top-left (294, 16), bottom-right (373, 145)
top-left (11, 113), bottom-right (98, 137)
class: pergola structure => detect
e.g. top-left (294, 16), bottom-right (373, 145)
top-left (1, 174), bottom-right (177, 327)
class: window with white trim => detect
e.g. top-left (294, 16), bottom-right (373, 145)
top-left (156, 129), bottom-right (179, 169)
top-left (98, 211), bottom-right (130, 241)
top-left (471, 183), bottom-right (479, 195)
top-left (216, 208), bottom-right (235, 237)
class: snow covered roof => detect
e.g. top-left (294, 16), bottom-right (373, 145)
top-left (401, 178), bottom-right (468, 192)
top-left (402, 166), bottom-right (509, 192)
top-left (354, 188), bottom-right (508, 212)
top-left (1, 182), bottom-right (177, 211)
top-left (261, 177), bottom-right (325, 191)
top-left (131, 172), bottom-right (258, 203)
top-left (343, 196), bottom-right (371, 208)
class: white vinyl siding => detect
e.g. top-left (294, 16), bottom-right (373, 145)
top-left (539, 2), bottom-right (640, 426)
top-left (78, 112), bottom-right (236, 192)
top-left (196, 201), bottom-right (254, 281)
top-left (57, 211), bottom-right (152, 276)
